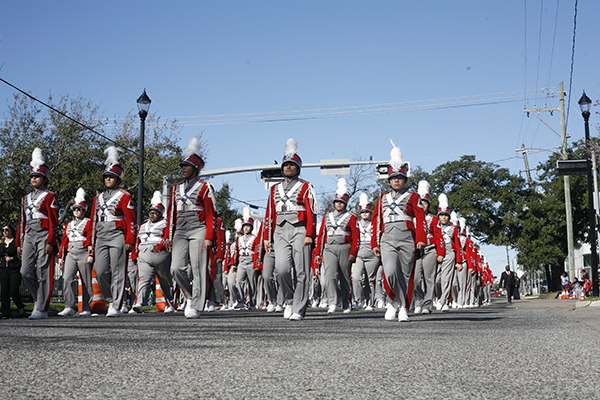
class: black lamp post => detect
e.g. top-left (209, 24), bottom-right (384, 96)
top-left (579, 91), bottom-right (599, 297)
top-left (136, 90), bottom-right (151, 226)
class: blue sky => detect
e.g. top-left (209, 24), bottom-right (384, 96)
top-left (1, 1), bottom-right (599, 277)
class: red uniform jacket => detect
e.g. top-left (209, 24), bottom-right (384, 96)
top-left (315, 212), bottom-right (360, 258)
top-left (426, 214), bottom-right (445, 257)
top-left (371, 190), bottom-right (426, 249)
top-left (86, 189), bottom-right (137, 250)
top-left (16, 189), bottom-right (59, 249)
top-left (58, 218), bottom-right (92, 259)
top-left (264, 178), bottom-right (317, 243)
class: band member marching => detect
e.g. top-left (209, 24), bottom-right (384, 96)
top-left (315, 178), bottom-right (359, 314)
top-left (165, 137), bottom-right (218, 319)
top-left (371, 140), bottom-right (426, 322)
top-left (235, 207), bottom-right (258, 309)
top-left (87, 146), bottom-right (137, 317)
top-left (131, 191), bottom-right (174, 314)
top-left (434, 194), bottom-right (463, 312)
top-left (58, 188), bottom-right (93, 317)
top-left (412, 181), bottom-right (444, 315)
top-left (263, 138), bottom-right (317, 321)
top-left (17, 148), bottom-right (59, 320)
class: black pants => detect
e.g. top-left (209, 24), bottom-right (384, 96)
top-left (0, 266), bottom-right (25, 318)
top-left (506, 284), bottom-right (514, 303)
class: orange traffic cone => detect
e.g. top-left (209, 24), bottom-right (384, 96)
top-left (77, 272), bottom-right (83, 312)
top-left (155, 277), bottom-right (165, 312)
top-left (571, 290), bottom-right (577, 299)
top-left (90, 269), bottom-right (107, 312)
top-left (580, 289), bottom-right (586, 301)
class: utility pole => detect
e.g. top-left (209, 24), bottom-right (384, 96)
top-left (523, 82), bottom-right (575, 282)
top-left (516, 140), bottom-right (533, 185)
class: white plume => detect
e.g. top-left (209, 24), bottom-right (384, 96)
top-left (459, 217), bottom-right (466, 230)
top-left (389, 139), bottom-right (403, 167)
top-left (151, 191), bottom-right (162, 206)
top-left (234, 218), bottom-right (242, 232)
top-left (284, 137), bottom-right (298, 157)
top-left (336, 178), bottom-right (348, 196)
top-left (104, 146), bottom-right (120, 166)
top-left (417, 180), bottom-right (429, 197)
top-left (450, 211), bottom-right (458, 224)
top-left (225, 230), bottom-right (231, 243)
top-left (184, 137), bottom-right (201, 157)
top-left (466, 226), bottom-right (470, 236)
top-left (359, 192), bottom-right (369, 208)
top-left (438, 193), bottom-right (448, 210)
top-left (74, 188), bottom-right (86, 203)
top-left (243, 206), bottom-right (251, 220)
top-left (30, 148), bottom-right (44, 168)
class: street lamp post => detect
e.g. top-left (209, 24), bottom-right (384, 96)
top-left (136, 90), bottom-right (151, 227)
top-left (579, 91), bottom-right (599, 297)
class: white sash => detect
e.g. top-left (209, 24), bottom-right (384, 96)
top-left (98, 191), bottom-right (125, 222)
top-left (25, 191), bottom-right (49, 221)
top-left (383, 192), bottom-right (412, 223)
top-left (140, 219), bottom-right (166, 245)
top-left (178, 180), bottom-right (205, 212)
top-left (67, 219), bottom-right (87, 242)
top-left (327, 212), bottom-right (351, 237)
top-left (275, 181), bottom-right (306, 212)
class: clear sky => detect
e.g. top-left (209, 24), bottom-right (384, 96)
top-left (1, 1), bottom-right (599, 278)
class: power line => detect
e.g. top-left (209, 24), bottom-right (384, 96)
top-left (566, 0), bottom-right (578, 131)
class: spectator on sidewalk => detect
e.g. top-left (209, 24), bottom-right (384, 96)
top-left (499, 265), bottom-right (516, 303)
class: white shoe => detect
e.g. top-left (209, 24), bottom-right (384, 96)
top-left (79, 311), bottom-right (91, 317)
top-left (365, 305), bottom-right (374, 311)
top-left (275, 305), bottom-right (284, 313)
top-left (398, 306), bottom-right (410, 322)
top-left (319, 300), bottom-right (329, 308)
top-left (164, 306), bottom-right (175, 314)
top-left (29, 310), bottom-right (48, 320)
top-left (352, 301), bottom-right (362, 311)
top-left (376, 299), bottom-right (385, 309)
top-left (283, 305), bottom-right (293, 319)
top-left (421, 308), bottom-right (431, 314)
top-left (177, 302), bottom-right (186, 311)
top-left (58, 307), bottom-right (75, 317)
top-left (442, 304), bottom-right (449, 312)
top-left (342, 308), bottom-right (351, 314)
top-left (220, 304), bottom-right (229, 311)
top-left (414, 306), bottom-right (422, 315)
top-left (185, 307), bottom-right (200, 319)
top-left (451, 301), bottom-right (458, 309)
top-left (120, 304), bottom-right (128, 314)
top-left (106, 307), bottom-right (122, 317)
top-left (473, 303), bottom-right (479, 308)
top-left (128, 309), bottom-right (137, 314)
top-left (457, 304), bottom-right (463, 309)
top-left (385, 302), bottom-right (398, 321)
top-left (233, 302), bottom-right (244, 310)
top-left (266, 304), bottom-right (276, 313)
top-left (207, 304), bottom-right (216, 312)
top-left (327, 305), bottom-right (338, 314)
top-left (289, 313), bottom-right (303, 321)
top-left (435, 302), bottom-right (443, 311)
top-left (132, 304), bottom-right (143, 314)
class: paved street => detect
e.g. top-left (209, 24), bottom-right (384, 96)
top-left (2, 298), bottom-right (600, 399)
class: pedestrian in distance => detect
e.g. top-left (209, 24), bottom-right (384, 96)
top-left (499, 265), bottom-right (516, 303)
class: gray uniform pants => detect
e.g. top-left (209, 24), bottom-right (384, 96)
top-left (127, 259), bottom-right (138, 306)
top-left (226, 269), bottom-right (241, 306)
top-left (456, 263), bottom-right (468, 306)
top-left (375, 265), bottom-right (385, 304)
top-left (236, 257), bottom-right (257, 307)
top-left (136, 245), bottom-right (173, 308)
top-left (262, 251), bottom-right (278, 305)
top-left (171, 224), bottom-right (210, 311)
top-left (380, 224), bottom-right (416, 309)
top-left (20, 221), bottom-right (54, 312)
top-left (323, 242), bottom-right (352, 310)
top-left (63, 245), bottom-right (93, 311)
top-left (412, 244), bottom-right (437, 310)
top-left (435, 244), bottom-right (456, 307)
top-left (273, 221), bottom-right (312, 316)
top-left (94, 229), bottom-right (127, 310)
top-left (352, 247), bottom-right (380, 307)
top-left (209, 260), bottom-right (226, 304)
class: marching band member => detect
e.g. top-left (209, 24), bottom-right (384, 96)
top-left (17, 148), bottom-right (59, 320)
top-left (263, 138), bottom-right (317, 321)
top-left (207, 216), bottom-right (227, 312)
top-left (58, 188), bottom-right (93, 317)
top-left (131, 191), bottom-right (174, 314)
top-left (371, 140), bottom-right (426, 322)
top-left (235, 207), bottom-right (258, 309)
top-left (412, 181), bottom-right (444, 315)
top-left (450, 211), bottom-right (461, 309)
top-left (255, 221), bottom-right (280, 312)
top-left (351, 193), bottom-right (380, 311)
top-left (434, 194), bottom-right (462, 312)
top-left (315, 178), bottom-right (359, 314)
top-left (165, 137), bottom-right (218, 319)
top-left (87, 146), bottom-right (137, 317)
top-left (455, 218), bottom-right (469, 309)
top-left (225, 220), bottom-right (244, 310)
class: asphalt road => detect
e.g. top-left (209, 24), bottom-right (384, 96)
top-left (2, 298), bottom-right (599, 399)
